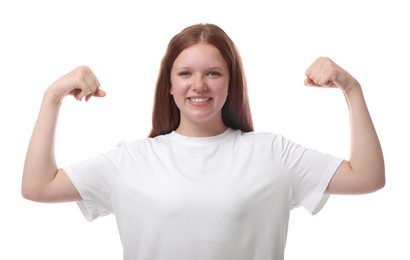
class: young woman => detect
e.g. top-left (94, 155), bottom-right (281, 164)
top-left (22, 23), bottom-right (385, 260)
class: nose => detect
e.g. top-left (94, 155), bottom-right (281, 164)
top-left (192, 75), bottom-right (208, 93)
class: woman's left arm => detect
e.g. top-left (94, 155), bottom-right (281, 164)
top-left (305, 57), bottom-right (385, 194)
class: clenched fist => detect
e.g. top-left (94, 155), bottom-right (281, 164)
top-left (304, 57), bottom-right (360, 93)
top-left (46, 66), bottom-right (106, 104)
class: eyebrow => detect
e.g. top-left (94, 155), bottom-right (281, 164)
top-left (172, 66), bottom-right (226, 71)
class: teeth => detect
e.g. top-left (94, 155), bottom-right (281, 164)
top-left (189, 97), bottom-right (210, 103)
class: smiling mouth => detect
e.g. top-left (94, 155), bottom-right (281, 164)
top-left (188, 97), bottom-right (212, 103)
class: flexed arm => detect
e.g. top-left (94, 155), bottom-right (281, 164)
top-left (305, 57), bottom-right (385, 194)
top-left (22, 66), bottom-right (105, 202)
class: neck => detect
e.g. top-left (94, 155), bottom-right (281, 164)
top-left (176, 122), bottom-right (228, 137)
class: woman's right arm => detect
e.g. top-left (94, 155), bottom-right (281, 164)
top-left (22, 66), bottom-right (105, 203)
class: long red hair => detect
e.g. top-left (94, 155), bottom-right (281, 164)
top-left (149, 23), bottom-right (253, 137)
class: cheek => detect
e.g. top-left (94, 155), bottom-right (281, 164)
top-left (170, 79), bottom-right (191, 97)
top-left (169, 85), bottom-right (186, 105)
top-left (218, 82), bottom-right (230, 96)
top-left (170, 85), bottom-right (182, 97)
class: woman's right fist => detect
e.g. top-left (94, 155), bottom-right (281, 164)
top-left (46, 66), bottom-right (106, 104)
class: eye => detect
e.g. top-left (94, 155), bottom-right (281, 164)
top-left (208, 71), bottom-right (221, 77)
top-left (178, 71), bottom-right (191, 77)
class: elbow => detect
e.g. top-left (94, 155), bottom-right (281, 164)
top-left (21, 185), bottom-right (37, 201)
top-left (375, 165), bottom-right (386, 191)
top-left (21, 178), bottom-right (30, 200)
top-left (374, 174), bottom-right (386, 191)
top-left (22, 189), bottom-right (46, 203)
top-left (349, 168), bottom-right (386, 195)
top-left (21, 189), bottom-right (32, 201)
top-left (21, 176), bottom-right (33, 201)
top-left (21, 169), bottom-right (50, 202)
top-left (366, 169), bottom-right (386, 193)
top-left (21, 182), bottom-right (44, 202)
top-left (373, 158), bottom-right (386, 192)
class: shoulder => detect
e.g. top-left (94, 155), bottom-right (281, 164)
top-left (230, 130), bottom-right (288, 150)
top-left (118, 134), bottom-right (171, 151)
top-left (235, 130), bottom-right (284, 143)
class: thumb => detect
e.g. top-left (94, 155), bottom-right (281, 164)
top-left (94, 89), bottom-right (106, 97)
top-left (304, 77), bottom-right (314, 86)
top-left (85, 89), bottom-right (106, 101)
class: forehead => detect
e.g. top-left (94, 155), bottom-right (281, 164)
top-left (173, 43), bottom-right (227, 68)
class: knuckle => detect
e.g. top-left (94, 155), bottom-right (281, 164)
top-left (75, 65), bottom-right (91, 78)
top-left (77, 65), bottom-right (91, 72)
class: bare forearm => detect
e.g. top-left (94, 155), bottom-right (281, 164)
top-left (22, 66), bottom-right (105, 202)
top-left (305, 57), bottom-right (385, 194)
top-left (344, 85), bottom-right (385, 190)
top-left (22, 92), bottom-right (61, 200)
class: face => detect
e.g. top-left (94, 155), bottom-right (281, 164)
top-left (170, 43), bottom-right (229, 134)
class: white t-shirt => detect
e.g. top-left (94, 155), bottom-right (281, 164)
top-left (64, 128), bottom-right (343, 260)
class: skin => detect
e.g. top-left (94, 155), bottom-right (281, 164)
top-left (304, 57), bottom-right (385, 194)
top-left (21, 52), bottom-right (385, 203)
top-left (170, 43), bottom-right (229, 137)
top-left (21, 66), bottom-right (103, 202)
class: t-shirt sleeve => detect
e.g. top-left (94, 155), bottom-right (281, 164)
top-left (280, 136), bottom-right (344, 215)
top-left (63, 145), bottom-right (123, 221)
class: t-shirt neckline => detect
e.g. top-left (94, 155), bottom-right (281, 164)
top-left (168, 127), bottom-right (235, 145)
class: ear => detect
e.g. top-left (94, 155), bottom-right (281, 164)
top-left (169, 85), bottom-right (173, 95)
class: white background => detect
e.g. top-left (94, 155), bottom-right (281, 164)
top-left (1, 0), bottom-right (408, 259)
